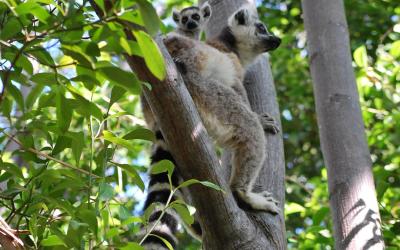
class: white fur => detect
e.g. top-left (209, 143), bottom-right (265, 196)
top-left (196, 43), bottom-right (238, 87)
top-left (236, 190), bottom-right (279, 213)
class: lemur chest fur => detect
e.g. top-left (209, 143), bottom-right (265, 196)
top-left (165, 34), bottom-right (244, 87)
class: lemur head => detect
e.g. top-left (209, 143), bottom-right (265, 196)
top-left (226, 6), bottom-right (281, 66)
top-left (172, 2), bottom-right (212, 39)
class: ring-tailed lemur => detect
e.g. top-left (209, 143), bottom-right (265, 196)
top-left (164, 6), bottom-right (281, 213)
top-left (139, 3), bottom-right (211, 250)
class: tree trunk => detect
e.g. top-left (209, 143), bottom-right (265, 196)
top-left (199, 0), bottom-right (286, 248)
top-left (301, 0), bottom-right (384, 249)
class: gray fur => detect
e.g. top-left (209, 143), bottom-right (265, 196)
top-left (141, 3), bottom-right (212, 133)
top-left (164, 6), bottom-right (281, 213)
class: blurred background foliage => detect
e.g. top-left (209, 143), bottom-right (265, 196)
top-left (0, 0), bottom-right (399, 249)
top-left (259, 0), bottom-right (400, 249)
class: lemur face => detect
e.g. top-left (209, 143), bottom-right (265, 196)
top-left (228, 7), bottom-right (281, 54)
top-left (173, 3), bottom-right (212, 32)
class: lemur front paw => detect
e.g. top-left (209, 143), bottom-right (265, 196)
top-left (258, 113), bottom-right (280, 134)
top-left (233, 189), bottom-right (280, 214)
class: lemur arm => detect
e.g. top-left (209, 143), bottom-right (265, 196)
top-left (232, 81), bottom-right (280, 134)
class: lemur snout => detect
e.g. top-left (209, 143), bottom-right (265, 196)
top-left (265, 35), bottom-right (281, 51)
top-left (187, 20), bottom-right (198, 30)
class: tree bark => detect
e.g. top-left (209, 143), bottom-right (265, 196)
top-left (301, 0), bottom-right (384, 249)
top-left (199, 0), bottom-right (286, 248)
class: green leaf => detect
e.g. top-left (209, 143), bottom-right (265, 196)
top-left (389, 40), bottom-right (400, 58)
top-left (176, 179), bottom-right (225, 193)
top-left (121, 242), bottom-right (145, 250)
top-left (71, 75), bottom-right (100, 90)
top-left (110, 85), bottom-right (126, 107)
top-left (77, 209), bottom-right (98, 233)
top-left (123, 127), bottom-right (155, 141)
top-left (133, 30), bottom-right (166, 80)
top-left (151, 160), bottom-right (174, 178)
top-left (0, 18), bottom-right (22, 40)
top-left (56, 88), bottom-right (73, 132)
top-left (15, 0), bottom-right (50, 23)
top-left (62, 44), bottom-right (95, 68)
top-left (66, 85), bottom-right (103, 120)
top-left (26, 84), bottom-right (44, 109)
top-left (67, 131), bottom-right (85, 165)
top-left (148, 234), bottom-right (174, 250)
top-left (102, 130), bottom-right (137, 152)
top-left (143, 202), bottom-right (156, 223)
top-left (41, 235), bottom-right (65, 246)
top-left (354, 46), bottom-right (368, 68)
top-left (15, 54), bottom-right (33, 75)
top-left (105, 227), bottom-right (120, 239)
top-left (28, 47), bottom-right (55, 66)
top-left (99, 182), bottom-right (114, 201)
top-left (31, 73), bottom-right (68, 85)
top-left (0, 162), bottom-right (24, 179)
top-left (135, 0), bottom-right (161, 36)
top-left (312, 207), bottom-right (330, 226)
top-left (122, 216), bottom-right (142, 226)
top-left (114, 163), bottom-right (145, 191)
top-left (8, 83), bottom-right (24, 111)
top-left (52, 136), bottom-right (72, 155)
top-left (98, 66), bottom-right (141, 94)
top-left (169, 203), bottom-right (194, 225)
top-left (285, 202), bottom-right (306, 215)
top-left (119, 9), bottom-right (143, 25)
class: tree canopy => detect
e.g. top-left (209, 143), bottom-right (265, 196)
top-left (0, 0), bottom-right (399, 249)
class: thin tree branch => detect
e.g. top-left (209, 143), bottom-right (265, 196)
top-left (1, 131), bottom-right (100, 178)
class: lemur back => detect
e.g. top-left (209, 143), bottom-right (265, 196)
top-left (164, 6), bottom-right (281, 213)
top-left (139, 3), bottom-right (211, 250)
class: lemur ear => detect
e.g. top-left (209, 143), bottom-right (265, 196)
top-left (201, 2), bottom-right (212, 19)
top-left (172, 9), bottom-right (180, 23)
top-left (234, 8), bottom-right (249, 25)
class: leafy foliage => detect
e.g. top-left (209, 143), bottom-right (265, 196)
top-left (0, 0), bottom-right (178, 248)
top-left (0, 0), bottom-right (399, 249)
top-left (260, 0), bottom-right (400, 248)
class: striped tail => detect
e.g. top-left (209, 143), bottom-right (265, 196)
top-left (140, 131), bottom-right (181, 249)
top-left (140, 130), bottom-right (203, 249)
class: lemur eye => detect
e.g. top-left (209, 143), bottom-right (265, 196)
top-left (256, 23), bottom-right (267, 34)
top-left (192, 13), bottom-right (200, 20)
top-left (182, 16), bottom-right (188, 24)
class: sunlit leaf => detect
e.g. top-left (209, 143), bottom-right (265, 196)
top-left (123, 127), bottom-right (155, 141)
top-left (133, 30), bottom-right (166, 80)
top-left (103, 130), bottom-right (137, 152)
top-left (41, 235), bottom-right (66, 246)
top-left (354, 46), bottom-right (368, 68)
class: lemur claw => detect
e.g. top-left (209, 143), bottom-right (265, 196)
top-left (258, 113), bottom-right (280, 134)
top-left (234, 189), bottom-right (281, 214)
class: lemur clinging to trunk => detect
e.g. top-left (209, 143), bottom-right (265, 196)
top-left (163, 5), bottom-right (281, 212)
top-left (140, 4), bottom-right (281, 250)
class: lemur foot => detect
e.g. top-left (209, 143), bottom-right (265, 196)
top-left (259, 190), bottom-right (279, 206)
top-left (233, 189), bottom-right (280, 214)
top-left (258, 113), bottom-right (280, 134)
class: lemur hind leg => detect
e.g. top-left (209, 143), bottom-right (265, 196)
top-left (185, 77), bottom-right (280, 214)
top-left (228, 115), bottom-right (280, 214)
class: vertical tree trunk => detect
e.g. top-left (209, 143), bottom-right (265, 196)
top-left (199, 0), bottom-right (286, 248)
top-left (301, 0), bottom-right (384, 249)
